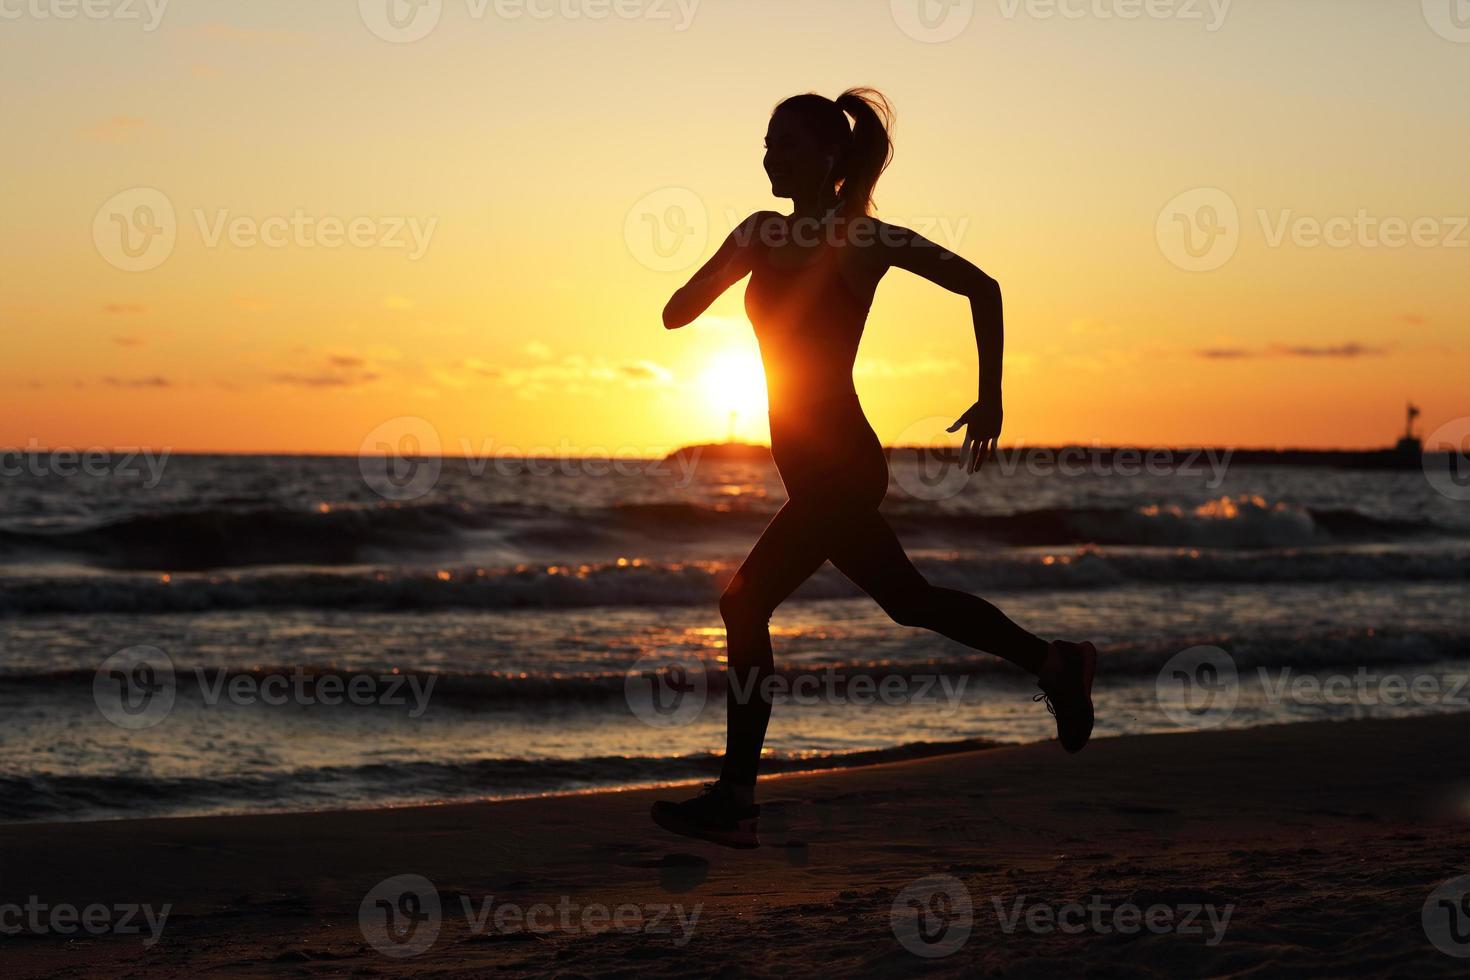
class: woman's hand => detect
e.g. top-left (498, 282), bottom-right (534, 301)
top-left (947, 398), bottom-right (1003, 474)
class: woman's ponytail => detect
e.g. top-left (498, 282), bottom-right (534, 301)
top-left (832, 88), bottom-right (894, 217)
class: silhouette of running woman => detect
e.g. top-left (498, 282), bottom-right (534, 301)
top-left (652, 89), bottom-right (1097, 849)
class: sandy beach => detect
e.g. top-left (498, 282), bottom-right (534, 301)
top-left (3, 712), bottom-right (1468, 977)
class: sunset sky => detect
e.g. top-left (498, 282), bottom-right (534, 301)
top-left (3, 0), bottom-right (1467, 454)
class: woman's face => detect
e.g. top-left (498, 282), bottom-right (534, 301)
top-left (763, 111), bottom-right (836, 201)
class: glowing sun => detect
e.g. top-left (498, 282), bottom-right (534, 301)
top-left (700, 350), bottom-right (768, 421)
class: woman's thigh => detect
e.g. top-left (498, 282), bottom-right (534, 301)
top-left (723, 499), bottom-right (836, 620)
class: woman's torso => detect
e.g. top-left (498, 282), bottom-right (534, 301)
top-left (743, 217), bottom-right (888, 504)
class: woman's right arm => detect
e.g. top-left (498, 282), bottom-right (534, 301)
top-left (662, 212), bottom-right (771, 330)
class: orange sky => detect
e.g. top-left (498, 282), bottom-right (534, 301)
top-left (2, 0), bottom-right (1467, 454)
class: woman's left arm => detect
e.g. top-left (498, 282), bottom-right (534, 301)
top-left (878, 223), bottom-right (1004, 473)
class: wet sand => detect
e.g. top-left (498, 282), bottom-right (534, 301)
top-left (3, 712), bottom-right (1468, 977)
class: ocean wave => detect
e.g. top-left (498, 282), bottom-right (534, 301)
top-left (0, 501), bottom-right (493, 571)
top-left (1, 543), bottom-right (1466, 614)
top-left (0, 738), bottom-right (997, 823)
top-left (0, 495), bottom-right (1452, 573)
top-left (3, 630), bottom-right (1464, 697)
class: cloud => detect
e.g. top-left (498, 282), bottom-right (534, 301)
top-left (1272, 343), bottom-right (1386, 358)
top-left (271, 372), bottom-right (381, 388)
top-left (1194, 342), bottom-right (1387, 360)
top-left (484, 355), bottom-right (676, 400)
top-left (268, 350), bottom-right (385, 389)
top-left (103, 376), bottom-right (170, 389)
top-left (618, 360), bottom-right (674, 384)
top-left (82, 117), bottom-right (148, 143)
top-left (524, 342), bottom-right (553, 360)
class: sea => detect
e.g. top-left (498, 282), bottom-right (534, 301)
top-left (1, 448), bottom-right (1466, 823)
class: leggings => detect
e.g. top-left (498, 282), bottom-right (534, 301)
top-left (717, 495), bottom-right (1049, 786)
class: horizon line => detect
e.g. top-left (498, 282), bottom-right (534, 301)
top-left (0, 442), bottom-right (1444, 458)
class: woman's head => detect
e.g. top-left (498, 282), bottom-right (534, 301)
top-left (764, 88), bottom-right (893, 217)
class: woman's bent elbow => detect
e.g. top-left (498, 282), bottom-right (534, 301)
top-left (662, 291), bottom-right (690, 330)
